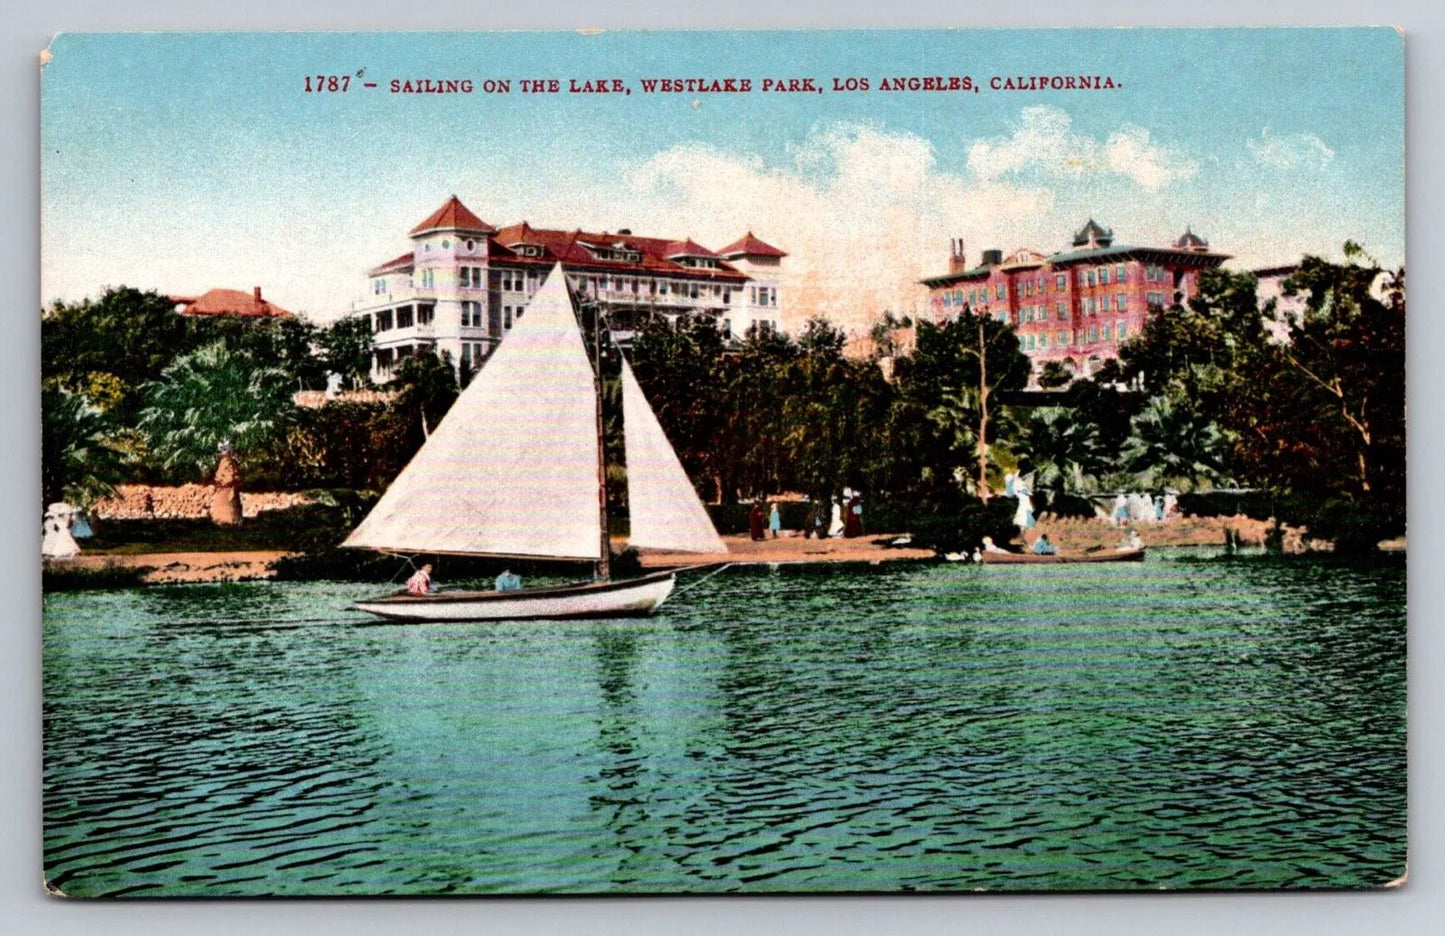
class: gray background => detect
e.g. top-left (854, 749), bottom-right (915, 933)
top-left (5, 2), bottom-right (1439, 933)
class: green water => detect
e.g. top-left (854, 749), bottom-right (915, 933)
top-left (41, 551), bottom-right (1407, 896)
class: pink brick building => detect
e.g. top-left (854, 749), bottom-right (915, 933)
top-left (921, 221), bottom-right (1229, 382)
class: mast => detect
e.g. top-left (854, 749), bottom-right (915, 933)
top-left (592, 290), bottom-right (612, 582)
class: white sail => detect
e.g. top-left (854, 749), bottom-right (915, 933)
top-left (344, 264), bottom-right (603, 560)
top-left (620, 358), bottom-right (727, 554)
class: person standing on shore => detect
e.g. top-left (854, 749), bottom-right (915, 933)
top-left (211, 441), bottom-right (242, 527)
top-left (749, 500), bottom-right (766, 541)
top-left (829, 495), bottom-right (845, 537)
top-left (768, 501), bottom-right (782, 539)
top-left (844, 491), bottom-right (863, 538)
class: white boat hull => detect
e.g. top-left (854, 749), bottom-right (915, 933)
top-left (355, 571), bottom-right (676, 622)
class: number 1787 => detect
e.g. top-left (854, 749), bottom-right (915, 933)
top-left (304, 75), bottom-right (350, 92)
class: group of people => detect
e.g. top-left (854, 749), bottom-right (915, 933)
top-left (750, 490), bottom-right (865, 541)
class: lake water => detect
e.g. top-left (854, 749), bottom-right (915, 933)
top-left (42, 550), bottom-right (1407, 896)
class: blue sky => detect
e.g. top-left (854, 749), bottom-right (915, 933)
top-left (41, 28), bottom-right (1404, 328)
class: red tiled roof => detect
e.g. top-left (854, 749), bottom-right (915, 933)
top-left (719, 231), bottom-right (787, 258)
top-left (409, 195), bottom-right (496, 237)
top-left (172, 288), bottom-right (293, 319)
top-left (663, 238), bottom-right (719, 259)
top-left (486, 225), bottom-right (748, 281)
top-left (368, 251), bottom-right (415, 276)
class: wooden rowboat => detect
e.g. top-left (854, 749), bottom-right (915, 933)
top-left (979, 547), bottom-right (1146, 564)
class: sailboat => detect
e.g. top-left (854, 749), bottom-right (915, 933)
top-left (343, 263), bottom-right (727, 622)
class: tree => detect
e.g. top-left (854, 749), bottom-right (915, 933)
top-left (1109, 247), bottom-right (1406, 548)
top-left (42, 287), bottom-right (194, 423)
top-left (41, 384), bottom-right (124, 508)
top-left (391, 349), bottom-right (460, 439)
top-left (318, 317), bottom-right (376, 389)
top-left (137, 341), bottom-right (297, 480)
top-left (893, 313), bottom-right (1031, 501)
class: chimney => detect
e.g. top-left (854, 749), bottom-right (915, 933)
top-left (982, 248), bottom-right (1003, 266)
top-left (253, 286), bottom-right (263, 302)
top-left (948, 238), bottom-right (968, 275)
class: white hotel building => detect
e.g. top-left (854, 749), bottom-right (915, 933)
top-left (347, 196), bottom-right (787, 382)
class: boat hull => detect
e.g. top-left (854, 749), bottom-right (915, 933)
top-left (354, 570), bottom-right (677, 622)
top-left (980, 548), bottom-right (1146, 564)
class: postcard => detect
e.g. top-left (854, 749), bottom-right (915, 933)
top-left (40, 28), bottom-right (1405, 897)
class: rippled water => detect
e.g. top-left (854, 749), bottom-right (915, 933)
top-left (42, 551), bottom-right (1406, 896)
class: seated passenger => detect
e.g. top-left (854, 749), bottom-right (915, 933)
top-left (980, 536), bottom-right (1008, 554)
top-left (406, 563), bottom-right (435, 596)
top-left (494, 569), bottom-right (523, 591)
top-left (1032, 534), bottom-right (1057, 555)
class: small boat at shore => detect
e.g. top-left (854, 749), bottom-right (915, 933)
top-left (342, 264), bottom-right (726, 622)
top-left (979, 547), bottom-right (1146, 564)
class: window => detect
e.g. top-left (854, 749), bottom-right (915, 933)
top-left (1086, 298), bottom-right (1096, 314)
top-left (373, 278), bottom-right (387, 295)
top-left (1116, 264), bottom-right (1127, 283)
top-left (466, 239), bottom-right (476, 251)
top-left (1057, 302), bottom-right (1068, 319)
top-left (1101, 323), bottom-right (1111, 340)
top-left (1086, 270), bottom-right (1096, 287)
top-left (503, 306), bottom-right (513, 330)
top-left (420, 269), bottom-right (435, 289)
top-left (397, 307), bottom-right (414, 328)
top-left (1099, 267), bottom-right (1110, 285)
top-left (1088, 326), bottom-right (1098, 342)
top-left (994, 311), bottom-right (1006, 323)
top-left (442, 239), bottom-right (451, 249)
top-left (1117, 321), bottom-right (1128, 340)
top-left (418, 305), bottom-right (434, 325)
top-left (1055, 273), bottom-right (1067, 290)
top-left (1026, 334), bottom-right (1036, 350)
top-left (1116, 295), bottom-right (1128, 311)
top-left (996, 283), bottom-right (1007, 300)
top-left (1038, 334), bottom-right (1048, 350)
top-left (375, 310), bottom-right (393, 332)
top-left (1058, 329), bottom-right (1069, 345)
top-left (942, 292), bottom-right (952, 307)
top-left (1147, 291), bottom-right (1165, 307)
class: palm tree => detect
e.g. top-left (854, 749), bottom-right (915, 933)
top-left (1020, 406), bottom-right (1105, 496)
top-left (41, 383), bottom-right (123, 509)
top-left (138, 341), bottom-right (296, 481)
top-left (1120, 394), bottom-right (1231, 490)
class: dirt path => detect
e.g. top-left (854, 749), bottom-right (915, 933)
top-left (45, 550), bottom-right (293, 584)
top-left (637, 533), bottom-right (935, 569)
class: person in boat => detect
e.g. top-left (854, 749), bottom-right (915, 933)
top-left (406, 563), bottom-right (435, 596)
top-left (768, 501), bottom-right (782, 539)
top-left (749, 501), bottom-right (766, 541)
top-left (1032, 534), bottom-right (1057, 555)
top-left (1118, 528), bottom-right (1144, 551)
top-left (495, 569), bottom-right (522, 591)
top-left (980, 535), bottom-right (1008, 554)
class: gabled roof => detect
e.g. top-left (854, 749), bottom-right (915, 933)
top-left (718, 231), bottom-right (787, 259)
top-left (664, 238), bottom-right (719, 259)
top-left (409, 195), bottom-right (496, 237)
top-left (1072, 218), bottom-right (1114, 248)
top-left (368, 251), bottom-right (416, 277)
top-left (172, 288), bottom-right (294, 319)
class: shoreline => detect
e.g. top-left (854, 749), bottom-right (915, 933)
top-left (42, 516), bottom-right (1405, 588)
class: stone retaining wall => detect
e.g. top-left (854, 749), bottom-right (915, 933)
top-left (93, 484), bottom-right (314, 520)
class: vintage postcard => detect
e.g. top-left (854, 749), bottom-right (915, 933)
top-left (40, 28), bottom-right (1405, 896)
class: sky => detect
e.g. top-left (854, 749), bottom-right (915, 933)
top-left (40, 28), bottom-right (1404, 331)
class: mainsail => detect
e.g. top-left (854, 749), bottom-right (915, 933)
top-left (620, 358), bottom-right (727, 554)
top-left (343, 265), bottom-right (603, 559)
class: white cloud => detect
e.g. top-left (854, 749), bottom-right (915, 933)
top-left (967, 105), bottom-right (1198, 192)
top-left (581, 123), bottom-right (1054, 332)
top-left (1247, 128), bottom-right (1335, 170)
